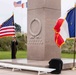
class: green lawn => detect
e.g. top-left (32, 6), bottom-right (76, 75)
top-left (0, 51), bottom-right (75, 59)
top-left (0, 50), bottom-right (27, 59)
top-left (61, 53), bottom-right (75, 58)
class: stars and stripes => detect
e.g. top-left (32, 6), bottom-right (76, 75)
top-left (0, 15), bottom-right (15, 38)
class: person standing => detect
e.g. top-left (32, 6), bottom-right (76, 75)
top-left (11, 36), bottom-right (18, 59)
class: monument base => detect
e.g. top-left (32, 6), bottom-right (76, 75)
top-left (0, 58), bottom-right (75, 70)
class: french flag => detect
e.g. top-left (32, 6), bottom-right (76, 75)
top-left (54, 7), bottom-right (76, 47)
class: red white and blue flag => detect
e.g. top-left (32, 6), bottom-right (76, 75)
top-left (14, 1), bottom-right (24, 8)
top-left (54, 7), bottom-right (76, 47)
top-left (0, 15), bottom-right (15, 38)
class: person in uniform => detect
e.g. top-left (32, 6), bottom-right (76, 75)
top-left (11, 36), bottom-right (18, 59)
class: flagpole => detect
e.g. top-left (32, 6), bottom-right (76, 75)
top-left (73, 38), bottom-right (76, 69)
top-left (12, 12), bottom-right (16, 37)
top-left (72, 3), bottom-right (76, 70)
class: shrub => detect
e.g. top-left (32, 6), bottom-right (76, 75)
top-left (0, 33), bottom-right (27, 51)
top-left (61, 39), bottom-right (75, 53)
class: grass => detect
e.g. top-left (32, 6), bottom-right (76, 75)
top-left (61, 52), bottom-right (74, 58)
top-left (0, 51), bottom-right (75, 59)
top-left (0, 50), bottom-right (27, 59)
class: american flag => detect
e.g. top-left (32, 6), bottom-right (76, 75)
top-left (14, 1), bottom-right (23, 8)
top-left (0, 15), bottom-right (15, 38)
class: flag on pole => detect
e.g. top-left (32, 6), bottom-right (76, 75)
top-left (20, 2), bottom-right (28, 8)
top-left (22, 3), bottom-right (24, 8)
top-left (13, 1), bottom-right (24, 8)
top-left (26, 2), bottom-right (28, 8)
top-left (54, 7), bottom-right (76, 47)
top-left (0, 15), bottom-right (15, 38)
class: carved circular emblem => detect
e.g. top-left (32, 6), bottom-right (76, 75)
top-left (29, 18), bottom-right (42, 36)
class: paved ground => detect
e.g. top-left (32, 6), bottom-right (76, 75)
top-left (0, 68), bottom-right (76, 75)
top-left (0, 58), bottom-right (75, 69)
top-left (0, 58), bottom-right (76, 75)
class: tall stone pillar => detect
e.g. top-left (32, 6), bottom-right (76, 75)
top-left (27, 0), bottom-right (61, 60)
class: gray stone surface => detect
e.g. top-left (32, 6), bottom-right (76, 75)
top-left (0, 68), bottom-right (76, 75)
top-left (28, 0), bottom-right (61, 10)
top-left (27, 0), bottom-right (61, 60)
top-left (0, 58), bottom-right (75, 69)
top-left (0, 69), bottom-right (37, 75)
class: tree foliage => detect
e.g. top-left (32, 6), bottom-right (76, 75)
top-left (15, 23), bottom-right (21, 32)
top-left (0, 33), bottom-right (27, 51)
top-left (61, 39), bottom-right (75, 53)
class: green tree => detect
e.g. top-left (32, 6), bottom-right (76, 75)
top-left (61, 39), bottom-right (74, 53)
top-left (0, 37), bottom-right (12, 51)
top-left (14, 23), bottom-right (21, 32)
top-left (0, 33), bottom-right (27, 51)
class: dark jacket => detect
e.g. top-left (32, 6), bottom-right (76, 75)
top-left (11, 40), bottom-right (18, 59)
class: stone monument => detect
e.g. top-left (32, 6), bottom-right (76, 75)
top-left (27, 0), bottom-right (61, 60)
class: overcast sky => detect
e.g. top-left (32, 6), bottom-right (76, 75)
top-left (61, 0), bottom-right (76, 16)
top-left (0, 0), bottom-right (27, 33)
top-left (0, 0), bottom-right (76, 33)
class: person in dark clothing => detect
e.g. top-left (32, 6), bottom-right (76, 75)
top-left (11, 36), bottom-right (18, 59)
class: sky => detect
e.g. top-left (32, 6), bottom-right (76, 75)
top-left (0, 0), bottom-right (76, 33)
top-left (61, 0), bottom-right (76, 16)
top-left (0, 0), bottom-right (27, 33)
